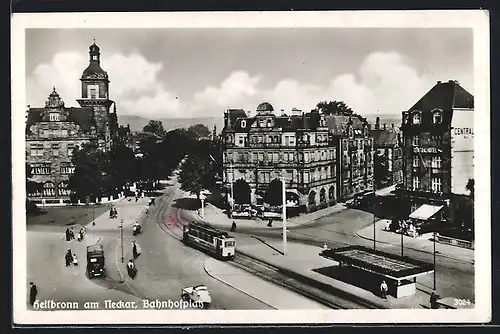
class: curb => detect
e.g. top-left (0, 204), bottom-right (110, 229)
top-left (235, 248), bottom-right (387, 309)
top-left (355, 228), bottom-right (474, 265)
top-left (203, 259), bottom-right (277, 310)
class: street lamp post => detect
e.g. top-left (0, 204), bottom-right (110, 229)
top-left (281, 175), bottom-right (287, 256)
top-left (229, 164), bottom-right (234, 216)
top-left (433, 230), bottom-right (436, 290)
top-left (200, 195), bottom-right (205, 218)
top-left (401, 223), bottom-right (404, 257)
top-left (120, 218), bottom-right (124, 263)
top-left (373, 211), bottom-right (376, 250)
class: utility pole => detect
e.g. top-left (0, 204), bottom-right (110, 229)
top-left (200, 195), bottom-right (205, 218)
top-left (229, 164), bottom-right (234, 215)
top-left (401, 223), bottom-right (404, 257)
top-left (281, 174), bottom-right (287, 256)
top-left (120, 218), bottom-right (124, 263)
top-left (433, 230), bottom-right (436, 290)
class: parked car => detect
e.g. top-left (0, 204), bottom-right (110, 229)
top-left (181, 285), bottom-right (212, 307)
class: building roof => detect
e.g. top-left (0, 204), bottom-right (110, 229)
top-left (81, 62), bottom-right (109, 80)
top-left (81, 43), bottom-right (108, 80)
top-left (89, 42), bottom-right (100, 53)
top-left (228, 109), bottom-right (247, 125)
top-left (408, 80), bottom-right (474, 112)
top-left (256, 102), bottom-right (274, 114)
top-left (26, 107), bottom-right (96, 133)
top-left (325, 114), bottom-right (367, 136)
top-left (229, 111), bottom-right (324, 132)
top-left (371, 128), bottom-right (399, 147)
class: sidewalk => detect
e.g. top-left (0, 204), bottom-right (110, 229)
top-left (178, 187), bottom-right (348, 229)
top-left (204, 258), bottom-right (328, 309)
top-left (356, 220), bottom-right (474, 264)
top-left (194, 202), bottom-right (348, 231)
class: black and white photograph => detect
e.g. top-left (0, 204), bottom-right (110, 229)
top-left (12, 11), bottom-right (490, 324)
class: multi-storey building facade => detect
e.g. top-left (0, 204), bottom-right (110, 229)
top-left (222, 102), bottom-right (338, 212)
top-left (371, 118), bottom-right (403, 189)
top-left (325, 114), bottom-right (374, 201)
top-left (26, 42), bottom-right (118, 202)
top-left (400, 80), bottom-right (474, 222)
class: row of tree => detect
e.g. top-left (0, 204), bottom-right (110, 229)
top-left (43, 120), bottom-right (211, 202)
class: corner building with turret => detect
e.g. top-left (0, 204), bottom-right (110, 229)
top-left (25, 43), bottom-right (119, 203)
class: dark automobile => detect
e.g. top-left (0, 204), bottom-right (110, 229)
top-left (86, 244), bottom-right (105, 278)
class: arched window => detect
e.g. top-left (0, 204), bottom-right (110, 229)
top-left (433, 110), bottom-right (442, 124)
top-left (308, 191), bottom-right (316, 206)
top-left (320, 188), bottom-right (326, 203)
top-left (42, 182), bottom-right (56, 197)
top-left (412, 111), bottom-right (422, 125)
top-left (328, 186), bottom-right (335, 201)
top-left (57, 181), bottom-right (70, 196)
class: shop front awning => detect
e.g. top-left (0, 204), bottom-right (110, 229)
top-left (409, 204), bottom-right (444, 220)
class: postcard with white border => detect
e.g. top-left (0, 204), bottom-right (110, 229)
top-left (12, 10), bottom-right (491, 325)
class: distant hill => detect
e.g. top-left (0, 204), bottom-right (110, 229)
top-left (364, 114), bottom-right (402, 128)
top-left (117, 114), bottom-right (224, 133)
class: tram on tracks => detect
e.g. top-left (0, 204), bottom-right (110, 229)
top-left (182, 222), bottom-right (236, 260)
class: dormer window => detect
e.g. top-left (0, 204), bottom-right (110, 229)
top-left (433, 110), bottom-right (442, 124)
top-left (49, 113), bottom-right (60, 121)
top-left (412, 111), bottom-right (421, 125)
top-left (241, 120), bottom-right (246, 128)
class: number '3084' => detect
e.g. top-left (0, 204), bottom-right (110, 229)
top-left (454, 299), bottom-right (471, 306)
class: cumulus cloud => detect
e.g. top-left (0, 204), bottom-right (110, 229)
top-left (188, 51), bottom-right (432, 117)
top-left (26, 51), bottom-right (184, 118)
top-left (189, 71), bottom-right (261, 116)
top-left (27, 50), bottom-right (433, 119)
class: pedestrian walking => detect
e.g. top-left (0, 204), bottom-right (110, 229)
top-left (231, 221), bottom-right (237, 232)
top-left (65, 249), bottom-right (73, 267)
top-left (29, 282), bottom-right (37, 306)
top-left (323, 243), bottom-right (328, 251)
top-left (72, 254), bottom-right (79, 266)
top-left (430, 290), bottom-right (440, 309)
top-left (127, 259), bottom-right (137, 279)
top-left (267, 219), bottom-right (273, 227)
top-left (132, 241), bottom-right (139, 259)
top-left (380, 280), bottom-right (388, 299)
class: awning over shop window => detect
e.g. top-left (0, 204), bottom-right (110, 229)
top-left (409, 204), bottom-right (444, 220)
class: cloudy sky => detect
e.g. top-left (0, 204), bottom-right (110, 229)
top-left (26, 28), bottom-right (473, 119)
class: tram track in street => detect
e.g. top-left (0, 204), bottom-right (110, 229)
top-left (154, 184), bottom-right (382, 310)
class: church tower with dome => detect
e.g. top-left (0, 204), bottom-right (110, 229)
top-left (77, 42), bottom-right (117, 151)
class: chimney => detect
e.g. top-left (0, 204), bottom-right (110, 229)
top-left (281, 109), bottom-right (285, 116)
top-left (383, 124), bottom-right (386, 130)
top-left (391, 124), bottom-right (394, 129)
top-left (437, 81), bottom-right (441, 84)
top-left (375, 116), bottom-right (380, 130)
